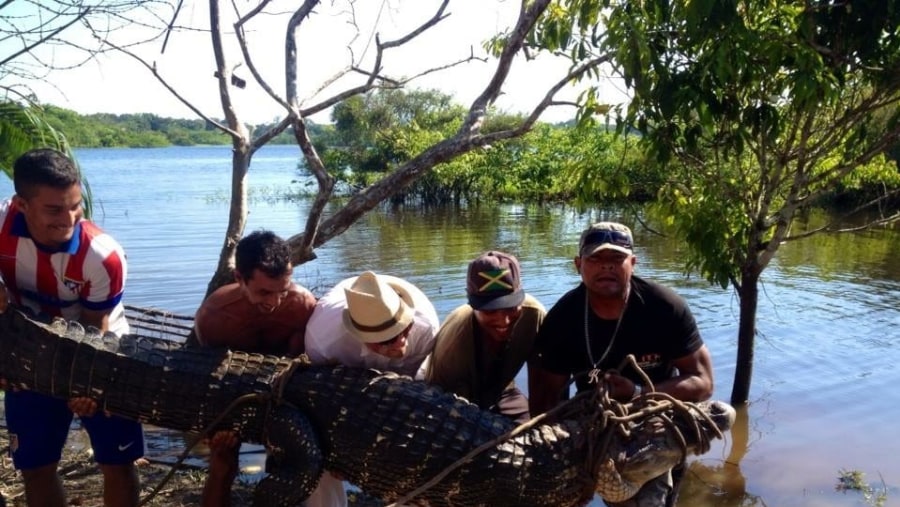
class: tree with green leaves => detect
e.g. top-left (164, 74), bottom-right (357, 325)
top-left (0, 101), bottom-right (71, 177)
top-left (536, 0), bottom-right (900, 404)
top-left (318, 88), bottom-right (468, 189)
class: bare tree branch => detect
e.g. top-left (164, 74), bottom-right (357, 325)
top-left (378, 0), bottom-right (449, 50)
top-left (460, 0), bottom-right (547, 135)
top-left (98, 38), bottom-right (234, 134)
top-left (0, 6), bottom-right (91, 67)
top-left (233, 2), bottom-right (291, 111)
top-left (284, 0), bottom-right (321, 111)
top-left (784, 187), bottom-right (900, 241)
top-left (285, 0), bottom-right (597, 264)
top-left (209, 0), bottom-right (242, 137)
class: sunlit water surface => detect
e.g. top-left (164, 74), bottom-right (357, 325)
top-left (1, 145), bottom-right (898, 506)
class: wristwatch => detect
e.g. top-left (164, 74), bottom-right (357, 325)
top-left (632, 383), bottom-right (644, 399)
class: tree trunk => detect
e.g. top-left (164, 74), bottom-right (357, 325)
top-left (205, 141), bottom-right (252, 298)
top-left (730, 265), bottom-right (760, 405)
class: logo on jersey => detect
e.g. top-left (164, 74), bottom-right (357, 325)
top-left (63, 277), bottom-right (85, 295)
top-left (636, 353), bottom-right (663, 370)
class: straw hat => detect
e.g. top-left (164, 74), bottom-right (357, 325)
top-left (342, 271), bottom-right (416, 343)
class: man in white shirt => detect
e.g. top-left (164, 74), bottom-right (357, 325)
top-left (303, 271), bottom-right (439, 506)
top-left (305, 271), bottom-right (439, 377)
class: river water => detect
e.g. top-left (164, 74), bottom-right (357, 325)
top-left (1, 145), bottom-right (898, 506)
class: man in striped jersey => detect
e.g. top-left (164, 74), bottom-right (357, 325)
top-left (0, 149), bottom-right (143, 507)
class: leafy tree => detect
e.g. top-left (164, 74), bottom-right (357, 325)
top-left (318, 89), bottom-right (468, 188)
top-left (0, 100), bottom-right (95, 216)
top-left (0, 101), bottom-right (70, 176)
top-left (537, 0), bottom-right (900, 404)
top-left (316, 90), bottom-right (645, 206)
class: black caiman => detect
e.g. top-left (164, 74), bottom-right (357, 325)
top-left (0, 307), bottom-right (734, 506)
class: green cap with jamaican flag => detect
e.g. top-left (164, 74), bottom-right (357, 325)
top-left (466, 251), bottom-right (526, 311)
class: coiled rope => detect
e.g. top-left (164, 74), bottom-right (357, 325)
top-left (386, 354), bottom-right (724, 506)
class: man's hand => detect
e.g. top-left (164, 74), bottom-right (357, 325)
top-left (603, 372), bottom-right (639, 402)
top-left (205, 430), bottom-right (240, 479)
top-left (206, 430), bottom-right (241, 453)
top-left (68, 397), bottom-right (100, 417)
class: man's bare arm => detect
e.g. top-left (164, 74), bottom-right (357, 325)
top-left (79, 307), bottom-right (111, 333)
top-left (70, 306), bottom-right (114, 416)
top-left (654, 344), bottom-right (715, 401)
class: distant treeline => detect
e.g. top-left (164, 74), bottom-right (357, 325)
top-left (42, 105), bottom-right (327, 148)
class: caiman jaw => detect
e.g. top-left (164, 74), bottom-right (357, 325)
top-left (594, 400), bottom-right (736, 503)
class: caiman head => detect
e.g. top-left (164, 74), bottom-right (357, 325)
top-left (594, 399), bottom-right (736, 503)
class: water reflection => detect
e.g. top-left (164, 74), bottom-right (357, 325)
top-left (678, 406), bottom-right (761, 506)
top-left (0, 146), bottom-right (898, 507)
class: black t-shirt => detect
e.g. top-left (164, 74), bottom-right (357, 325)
top-left (535, 276), bottom-right (703, 392)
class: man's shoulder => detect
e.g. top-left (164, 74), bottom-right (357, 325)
top-left (76, 219), bottom-right (124, 254)
top-left (435, 304), bottom-right (474, 340)
top-left (631, 276), bottom-right (688, 307)
top-left (285, 283), bottom-right (316, 306)
top-left (0, 198), bottom-right (12, 220)
top-left (444, 303), bottom-right (474, 322)
top-left (522, 293), bottom-right (547, 313)
top-left (547, 284), bottom-right (584, 313)
top-left (0, 199), bottom-right (15, 238)
top-left (197, 284), bottom-right (244, 312)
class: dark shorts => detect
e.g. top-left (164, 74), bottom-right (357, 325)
top-left (5, 390), bottom-right (144, 470)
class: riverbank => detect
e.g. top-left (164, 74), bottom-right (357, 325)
top-left (0, 427), bottom-right (256, 506)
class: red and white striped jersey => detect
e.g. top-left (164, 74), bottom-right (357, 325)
top-left (0, 198), bottom-right (129, 335)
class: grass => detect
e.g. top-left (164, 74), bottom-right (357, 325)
top-left (836, 469), bottom-right (889, 507)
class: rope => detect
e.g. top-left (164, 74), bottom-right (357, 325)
top-left (138, 355), bottom-right (308, 506)
top-left (137, 392), bottom-right (266, 506)
top-left (385, 387), bottom-right (603, 507)
top-left (386, 354), bottom-right (723, 506)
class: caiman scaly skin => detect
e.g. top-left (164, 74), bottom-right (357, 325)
top-left (0, 308), bottom-right (734, 506)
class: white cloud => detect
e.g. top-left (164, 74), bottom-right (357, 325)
top-left (6, 0), bottom-right (627, 125)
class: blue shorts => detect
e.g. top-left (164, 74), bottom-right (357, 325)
top-left (4, 390), bottom-right (144, 470)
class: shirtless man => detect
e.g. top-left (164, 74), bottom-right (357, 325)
top-left (193, 230), bottom-right (316, 356)
top-left (193, 229), bottom-right (317, 507)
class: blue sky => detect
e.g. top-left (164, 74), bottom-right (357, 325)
top-left (2, 1), bottom-right (627, 124)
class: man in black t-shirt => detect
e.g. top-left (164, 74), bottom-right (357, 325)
top-left (529, 222), bottom-right (714, 507)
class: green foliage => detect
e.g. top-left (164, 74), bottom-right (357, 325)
top-left (0, 100), bottom-right (94, 217)
top-left (32, 106), bottom-right (330, 148)
top-left (0, 101), bottom-right (70, 178)
top-left (39, 106), bottom-right (231, 147)
top-left (564, 125), bottom-right (660, 204)
top-left (647, 155), bottom-right (758, 289)
top-left (836, 469), bottom-right (888, 507)
top-left (315, 88), bottom-right (467, 188)
top-left (313, 87), bottom-right (636, 205)
top-left (532, 0), bottom-right (900, 286)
